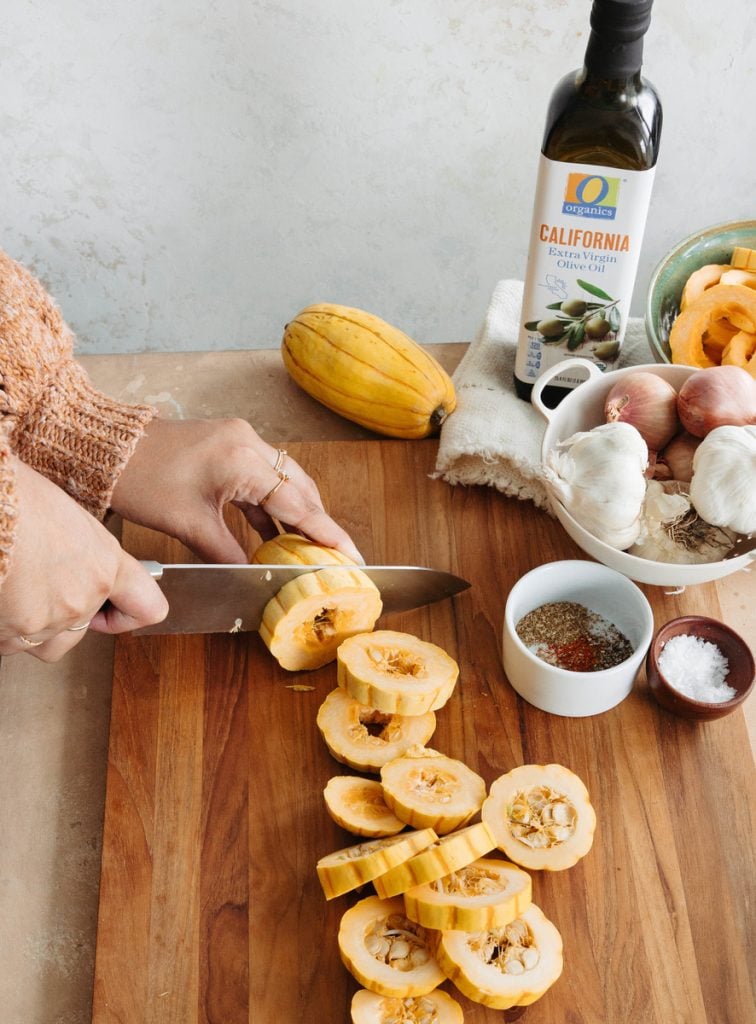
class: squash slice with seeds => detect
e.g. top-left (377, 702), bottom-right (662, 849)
top-left (339, 895), bottom-right (445, 997)
top-left (337, 631), bottom-right (459, 715)
top-left (317, 688), bottom-right (436, 775)
top-left (481, 763), bottom-right (596, 871)
top-left (251, 534), bottom-right (381, 671)
top-left (435, 903), bottom-right (563, 1009)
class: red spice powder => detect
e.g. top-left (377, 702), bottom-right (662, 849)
top-left (548, 636), bottom-right (597, 672)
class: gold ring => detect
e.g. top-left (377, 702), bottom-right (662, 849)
top-left (67, 622), bottom-right (91, 632)
top-left (18, 635), bottom-right (45, 647)
top-left (273, 448), bottom-right (288, 474)
top-left (258, 474), bottom-right (289, 508)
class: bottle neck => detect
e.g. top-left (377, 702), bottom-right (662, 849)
top-left (584, 31), bottom-right (644, 79)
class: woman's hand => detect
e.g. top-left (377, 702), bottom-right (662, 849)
top-left (110, 418), bottom-right (363, 564)
top-left (0, 460), bottom-right (169, 661)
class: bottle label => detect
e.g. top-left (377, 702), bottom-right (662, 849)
top-left (515, 154), bottom-right (655, 389)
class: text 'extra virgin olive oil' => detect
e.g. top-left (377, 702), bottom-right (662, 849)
top-left (514, 0), bottom-right (662, 404)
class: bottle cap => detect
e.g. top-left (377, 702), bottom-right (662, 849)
top-left (590, 0), bottom-right (653, 43)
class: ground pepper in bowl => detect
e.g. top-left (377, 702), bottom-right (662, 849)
top-left (516, 601), bottom-right (634, 672)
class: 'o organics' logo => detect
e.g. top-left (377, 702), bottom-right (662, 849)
top-left (562, 173), bottom-right (620, 220)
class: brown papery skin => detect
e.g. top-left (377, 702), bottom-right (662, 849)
top-left (604, 371), bottom-right (679, 452)
top-left (677, 365), bottom-right (756, 438)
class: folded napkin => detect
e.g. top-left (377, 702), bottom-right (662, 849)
top-left (434, 279), bottom-right (654, 510)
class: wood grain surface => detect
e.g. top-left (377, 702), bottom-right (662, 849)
top-left (93, 440), bottom-right (755, 1024)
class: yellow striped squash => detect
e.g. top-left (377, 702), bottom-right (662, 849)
top-left (281, 304), bottom-right (457, 438)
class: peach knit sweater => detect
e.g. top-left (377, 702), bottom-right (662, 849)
top-left (0, 249), bottom-right (156, 585)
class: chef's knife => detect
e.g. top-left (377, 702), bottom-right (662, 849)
top-left (131, 561), bottom-right (471, 635)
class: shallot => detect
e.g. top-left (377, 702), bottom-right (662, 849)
top-left (655, 432), bottom-right (701, 483)
top-left (604, 372), bottom-right (679, 451)
top-left (677, 365), bottom-right (756, 438)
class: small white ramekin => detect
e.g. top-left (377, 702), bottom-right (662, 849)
top-left (502, 560), bottom-right (654, 717)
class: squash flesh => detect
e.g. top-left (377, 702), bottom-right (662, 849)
top-left (670, 283), bottom-right (756, 369)
top-left (350, 988), bottom-right (464, 1023)
top-left (337, 631), bottom-right (459, 715)
top-left (373, 823), bottom-right (496, 899)
top-left (402, 857), bottom-right (532, 932)
top-left (435, 903), bottom-right (563, 1009)
top-left (380, 747), bottom-right (486, 835)
top-left (317, 829), bottom-right (438, 900)
top-left (317, 688), bottom-right (436, 774)
top-left (260, 568), bottom-right (382, 671)
top-left (338, 895), bottom-right (445, 997)
top-left (323, 776), bottom-right (406, 838)
top-left (481, 764), bottom-right (596, 871)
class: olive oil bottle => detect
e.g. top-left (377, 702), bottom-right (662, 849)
top-left (514, 0), bottom-right (662, 403)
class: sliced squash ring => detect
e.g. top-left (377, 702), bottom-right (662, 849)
top-left (722, 330), bottom-right (756, 370)
top-left (337, 630), bottom-right (459, 716)
top-left (670, 284), bottom-right (756, 369)
top-left (259, 567), bottom-right (382, 671)
top-left (481, 763), bottom-right (596, 872)
top-left (316, 687), bottom-right (436, 775)
top-left (317, 828), bottom-right (437, 900)
top-left (679, 263), bottom-right (729, 310)
top-left (373, 822), bottom-right (496, 899)
top-left (380, 746), bottom-right (486, 835)
top-left (323, 776), bottom-right (406, 838)
top-left (402, 856), bottom-right (532, 932)
top-left (338, 895), bottom-right (445, 997)
top-left (435, 902), bottom-right (563, 1010)
top-left (350, 987), bottom-right (464, 1023)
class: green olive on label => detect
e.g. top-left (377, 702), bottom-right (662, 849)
top-left (536, 318), bottom-right (566, 339)
top-left (593, 339), bottom-right (620, 359)
top-left (560, 298), bottom-right (588, 317)
top-left (584, 316), bottom-right (611, 339)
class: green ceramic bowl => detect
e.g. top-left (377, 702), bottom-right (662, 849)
top-left (644, 220), bottom-right (756, 363)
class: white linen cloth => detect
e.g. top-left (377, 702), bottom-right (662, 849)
top-left (434, 279), bottom-right (654, 510)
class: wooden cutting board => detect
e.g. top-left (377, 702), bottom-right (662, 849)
top-left (93, 440), bottom-right (755, 1024)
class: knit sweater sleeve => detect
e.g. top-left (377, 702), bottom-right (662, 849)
top-left (0, 424), bottom-right (19, 585)
top-left (0, 249), bottom-right (156, 525)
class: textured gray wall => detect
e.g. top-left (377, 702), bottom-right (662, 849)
top-left (1, 1), bottom-right (753, 353)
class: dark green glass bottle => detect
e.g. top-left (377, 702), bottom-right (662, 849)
top-left (514, 0), bottom-right (663, 404)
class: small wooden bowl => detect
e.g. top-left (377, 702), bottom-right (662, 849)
top-left (646, 616), bottom-right (754, 721)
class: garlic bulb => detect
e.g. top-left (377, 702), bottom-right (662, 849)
top-left (543, 421), bottom-right (648, 549)
top-left (689, 425), bottom-right (756, 535)
top-left (629, 481), bottom-right (736, 564)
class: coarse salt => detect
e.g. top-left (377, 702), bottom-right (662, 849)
top-left (658, 633), bottom-right (735, 703)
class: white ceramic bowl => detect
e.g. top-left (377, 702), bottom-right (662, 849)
top-left (502, 560), bottom-right (654, 717)
top-left (531, 358), bottom-right (755, 587)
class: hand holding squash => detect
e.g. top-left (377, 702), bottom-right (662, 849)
top-left (111, 417), bottom-right (363, 564)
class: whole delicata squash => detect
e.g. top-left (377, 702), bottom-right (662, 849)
top-left (282, 304), bottom-right (457, 439)
top-left (434, 903), bottom-right (563, 1010)
top-left (337, 631), bottom-right (459, 716)
top-left (323, 776), bottom-right (406, 839)
top-left (316, 688), bottom-right (436, 775)
top-left (338, 895), bottom-right (446, 997)
top-left (251, 534), bottom-right (382, 671)
top-left (402, 856), bottom-right (532, 932)
top-left (481, 764), bottom-right (596, 871)
top-left (317, 829), bottom-right (437, 900)
top-left (350, 988), bottom-right (464, 1023)
top-left (380, 746), bottom-right (486, 835)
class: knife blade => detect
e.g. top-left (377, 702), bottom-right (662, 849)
top-left (131, 561), bottom-right (471, 635)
